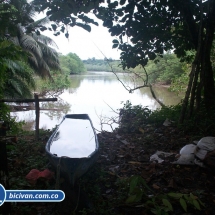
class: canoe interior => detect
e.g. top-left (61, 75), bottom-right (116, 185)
top-left (45, 114), bottom-right (99, 186)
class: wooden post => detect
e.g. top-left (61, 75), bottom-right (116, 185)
top-left (34, 93), bottom-right (40, 140)
top-left (0, 97), bottom-right (57, 140)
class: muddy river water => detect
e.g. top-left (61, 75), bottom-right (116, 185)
top-left (12, 71), bottom-right (181, 132)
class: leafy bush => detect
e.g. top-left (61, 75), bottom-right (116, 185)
top-left (148, 104), bottom-right (182, 124)
top-left (118, 100), bottom-right (182, 132)
top-left (118, 100), bottom-right (215, 135)
top-left (0, 103), bottom-right (24, 135)
top-left (35, 69), bottom-right (71, 96)
top-left (118, 100), bottom-right (152, 133)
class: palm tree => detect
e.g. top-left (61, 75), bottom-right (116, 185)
top-left (10, 23), bottom-right (61, 78)
top-left (5, 0), bottom-right (61, 78)
top-left (0, 0), bottom-right (61, 99)
top-left (0, 38), bottom-right (35, 99)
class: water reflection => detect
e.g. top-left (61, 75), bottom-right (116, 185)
top-left (50, 118), bottom-right (96, 158)
top-left (139, 86), bottom-right (181, 106)
top-left (12, 71), bottom-right (181, 131)
top-left (40, 99), bottom-right (71, 120)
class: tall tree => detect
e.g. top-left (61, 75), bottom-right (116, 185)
top-left (0, 1), bottom-right (36, 98)
top-left (0, 0), bottom-right (61, 98)
top-left (94, 0), bottom-right (215, 121)
top-left (60, 53), bottom-right (86, 74)
top-left (10, 23), bottom-right (60, 78)
top-left (0, 39), bottom-right (35, 98)
top-left (7, 0), bottom-right (61, 78)
top-left (30, 0), bottom-right (215, 120)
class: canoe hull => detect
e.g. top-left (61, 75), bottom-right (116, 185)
top-left (45, 114), bottom-right (99, 186)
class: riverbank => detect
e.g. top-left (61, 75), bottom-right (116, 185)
top-left (4, 119), bottom-right (215, 214)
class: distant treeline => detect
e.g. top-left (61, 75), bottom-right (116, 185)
top-left (59, 54), bottom-right (186, 92)
top-left (82, 54), bottom-right (186, 88)
top-left (83, 58), bottom-right (124, 72)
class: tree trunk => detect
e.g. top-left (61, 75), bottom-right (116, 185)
top-left (179, 63), bottom-right (195, 123)
top-left (202, 38), bottom-right (215, 110)
top-left (189, 65), bottom-right (200, 117)
top-left (195, 81), bottom-right (203, 112)
top-left (202, 0), bottom-right (215, 110)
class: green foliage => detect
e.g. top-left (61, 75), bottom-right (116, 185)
top-left (0, 2), bottom-right (19, 36)
top-left (125, 175), bottom-right (152, 204)
top-left (60, 53), bottom-right (86, 74)
top-left (118, 100), bottom-right (152, 133)
top-left (144, 54), bottom-right (184, 84)
top-left (169, 63), bottom-right (190, 95)
top-left (84, 54), bottom-right (186, 89)
top-left (35, 69), bottom-right (71, 95)
top-left (1, 0), bottom-right (61, 79)
top-left (119, 100), bottom-right (215, 135)
top-left (148, 104), bottom-right (182, 124)
top-left (11, 24), bottom-right (61, 79)
top-left (32, 0), bottom-right (99, 36)
top-left (0, 103), bottom-right (24, 135)
top-left (118, 100), bottom-right (184, 131)
top-left (118, 100), bottom-right (182, 132)
top-left (4, 60), bottom-right (35, 98)
top-left (0, 38), bottom-right (31, 133)
top-left (83, 58), bottom-right (124, 72)
top-left (117, 175), bottom-right (204, 215)
top-left (7, 129), bottom-right (55, 214)
top-left (0, 39), bottom-right (36, 99)
top-left (95, 1), bottom-right (212, 68)
top-left (0, 0), bottom-right (61, 98)
top-left (181, 103), bottom-right (215, 135)
top-left (167, 192), bottom-right (204, 212)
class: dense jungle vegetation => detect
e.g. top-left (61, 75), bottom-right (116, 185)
top-left (60, 53), bottom-right (86, 75)
top-left (83, 53), bottom-right (186, 91)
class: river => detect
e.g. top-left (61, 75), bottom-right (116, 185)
top-left (11, 71), bottom-right (181, 132)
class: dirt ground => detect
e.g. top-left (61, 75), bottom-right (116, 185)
top-left (3, 123), bottom-right (215, 215)
top-left (79, 123), bottom-right (215, 215)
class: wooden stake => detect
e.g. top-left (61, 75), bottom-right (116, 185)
top-left (34, 93), bottom-right (40, 140)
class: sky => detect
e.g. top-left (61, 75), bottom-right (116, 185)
top-left (42, 17), bottom-right (121, 60)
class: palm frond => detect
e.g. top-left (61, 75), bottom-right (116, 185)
top-left (3, 59), bottom-right (24, 75)
top-left (39, 43), bottom-right (59, 62)
top-left (4, 60), bottom-right (35, 99)
top-left (20, 35), bottom-right (43, 58)
top-left (27, 51), bottom-right (39, 68)
top-left (39, 67), bottom-right (52, 79)
top-left (30, 33), bottom-right (59, 49)
top-left (44, 59), bottom-right (61, 71)
top-left (30, 58), bottom-right (51, 78)
top-left (5, 77), bottom-right (33, 99)
top-left (9, 37), bottom-right (20, 46)
top-left (16, 24), bottom-right (25, 38)
top-left (28, 17), bottom-right (50, 29)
